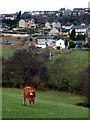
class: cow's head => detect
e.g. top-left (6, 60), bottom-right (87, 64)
top-left (28, 88), bottom-right (36, 96)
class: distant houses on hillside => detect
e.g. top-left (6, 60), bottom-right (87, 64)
top-left (35, 36), bottom-right (56, 48)
top-left (70, 25), bottom-right (88, 35)
top-left (19, 19), bottom-right (38, 28)
top-left (21, 8), bottom-right (88, 17)
top-left (0, 7), bottom-right (88, 21)
top-left (49, 27), bottom-right (61, 36)
top-left (45, 21), bottom-right (61, 29)
top-left (44, 22), bottom-right (88, 36)
top-left (0, 13), bottom-right (17, 20)
top-left (32, 36), bottom-right (70, 49)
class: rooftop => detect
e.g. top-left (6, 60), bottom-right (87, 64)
top-left (71, 25), bottom-right (88, 29)
top-left (37, 36), bottom-right (55, 39)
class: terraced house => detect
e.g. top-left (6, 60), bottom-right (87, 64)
top-left (45, 21), bottom-right (61, 29)
top-left (19, 19), bottom-right (37, 28)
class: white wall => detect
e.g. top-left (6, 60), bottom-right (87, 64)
top-left (35, 44), bottom-right (46, 48)
top-left (56, 39), bottom-right (65, 49)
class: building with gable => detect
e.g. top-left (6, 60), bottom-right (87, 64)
top-left (19, 19), bottom-right (37, 28)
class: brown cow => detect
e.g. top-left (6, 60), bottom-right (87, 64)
top-left (23, 86), bottom-right (36, 106)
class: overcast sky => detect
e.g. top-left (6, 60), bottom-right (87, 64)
top-left (0, 0), bottom-right (90, 14)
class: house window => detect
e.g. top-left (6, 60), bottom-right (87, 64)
top-left (60, 43), bottom-right (61, 45)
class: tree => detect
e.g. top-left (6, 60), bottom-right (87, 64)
top-left (16, 11), bottom-right (21, 20)
top-left (10, 25), bottom-right (13, 30)
top-left (48, 56), bottom-right (69, 90)
top-left (81, 66), bottom-right (90, 105)
top-left (2, 47), bottom-right (49, 89)
top-left (70, 29), bottom-right (76, 40)
top-left (65, 40), bottom-right (68, 49)
top-left (76, 34), bottom-right (86, 40)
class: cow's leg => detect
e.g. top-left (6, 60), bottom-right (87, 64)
top-left (32, 100), bottom-right (34, 104)
top-left (30, 100), bottom-right (34, 107)
top-left (23, 97), bottom-right (26, 105)
top-left (28, 99), bottom-right (32, 106)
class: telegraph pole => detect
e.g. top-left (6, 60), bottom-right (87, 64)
top-left (48, 47), bottom-right (52, 60)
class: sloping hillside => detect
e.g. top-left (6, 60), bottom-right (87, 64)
top-left (2, 88), bottom-right (88, 118)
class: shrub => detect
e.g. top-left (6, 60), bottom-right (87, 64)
top-left (48, 56), bottom-right (69, 90)
top-left (69, 40), bottom-right (76, 48)
top-left (2, 47), bottom-right (48, 89)
top-left (81, 66), bottom-right (90, 104)
top-left (84, 42), bottom-right (90, 48)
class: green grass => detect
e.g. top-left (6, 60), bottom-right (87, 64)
top-left (1, 88), bottom-right (89, 118)
top-left (63, 50), bottom-right (89, 78)
top-left (0, 88), bottom-right (2, 120)
top-left (1, 49), bottom-right (89, 118)
top-left (52, 50), bottom-right (88, 65)
top-left (2, 48), bottom-right (15, 59)
top-left (47, 49), bottom-right (89, 75)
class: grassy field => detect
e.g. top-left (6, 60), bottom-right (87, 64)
top-left (2, 48), bottom-right (15, 59)
top-left (46, 50), bottom-right (89, 82)
top-left (1, 88), bottom-right (89, 118)
top-left (61, 50), bottom-right (89, 74)
top-left (1, 49), bottom-right (89, 118)
top-left (47, 49), bottom-right (89, 66)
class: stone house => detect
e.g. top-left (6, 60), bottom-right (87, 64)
top-left (45, 21), bottom-right (61, 29)
top-left (19, 19), bottom-right (37, 28)
top-left (45, 22), bottom-right (52, 29)
top-left (49, 27), bottom-right (61, 35)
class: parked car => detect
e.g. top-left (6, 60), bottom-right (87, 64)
top-left (2, 41), bottom-right (13, 45)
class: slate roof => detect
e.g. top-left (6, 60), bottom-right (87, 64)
top-left (71, 25), bottom-right (88, 29)
top-left (62, 28), bottom-right (70, 32)
top-left (55, 27), bottom-right (61, 32)
top-left (63, 24), bottom-right (73, 27)
top-left (37, 36), bottom-right (55, 39)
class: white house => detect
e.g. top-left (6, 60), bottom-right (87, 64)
top-left (56, 39), bottom-right (69, 49)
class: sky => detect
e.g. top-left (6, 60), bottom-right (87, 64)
top-left (0, 0), bottom-right (90, 14)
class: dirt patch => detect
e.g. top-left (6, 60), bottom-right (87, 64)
top-left (2, 36), bottom-right (30, 50)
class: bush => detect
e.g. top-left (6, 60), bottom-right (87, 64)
top-left (81, 66), bottom-right (90, 104)
top-left (2, 47), bottom-right (49, 89)
top-left (84, 42), bottom-right (90, 48)
top-left (48, 56), bottom-right (69, 90)
top-left (76, 34), bottom-right (86, 41)
top-left (69, 40), bottom-right (76, 48)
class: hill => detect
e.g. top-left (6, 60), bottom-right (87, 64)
top-left (2, 88), bottom-right (88, 118)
